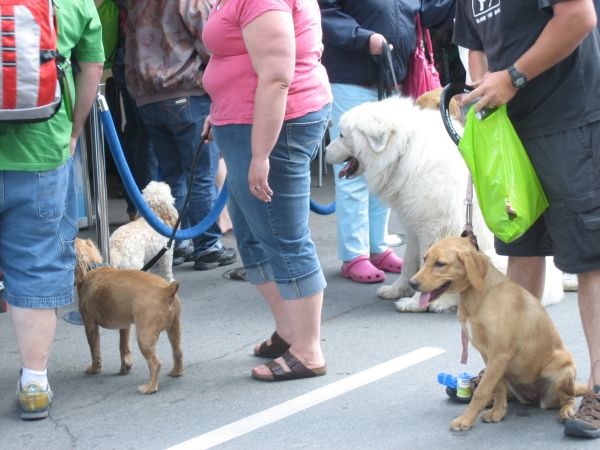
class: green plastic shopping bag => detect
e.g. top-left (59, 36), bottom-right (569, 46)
top-left (458, 105), bottom-right (549, 243)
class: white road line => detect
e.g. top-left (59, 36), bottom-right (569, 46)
top-left (167, 346), bottom-right (445, 450)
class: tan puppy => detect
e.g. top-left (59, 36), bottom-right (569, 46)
top-left (74, 238), bottom-right (183, 394)
top-left (409, 236), bottom-right (585, 431)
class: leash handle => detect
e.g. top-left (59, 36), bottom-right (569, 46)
top-left (440, 82), bottom-right (473, 145)
top-left (378, 41), bottom-right (401, 100)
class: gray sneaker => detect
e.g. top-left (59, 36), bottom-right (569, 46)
top-left (564, 385), bottom-right (600, 439)
top-left (194, 247), bottom-right (237, 271)
top-left (173, 241), bottom-right (194, 267)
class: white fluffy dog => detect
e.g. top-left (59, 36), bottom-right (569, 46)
top-left (326, 96), bottom-right (563, 312)
top-left (110, 181), bottom-right (179, 282)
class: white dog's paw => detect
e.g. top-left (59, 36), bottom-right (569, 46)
top-left (377, 284), bottom-right (401, 300)
top-left (377, 283), bottom-right (414, 300)
top-left (427, 294), bottom-right (459, 313)
top-left (394, 297), bottom-right (427, 313)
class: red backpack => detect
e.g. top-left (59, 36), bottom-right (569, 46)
top-left (0, 0), bottom-right (67, 123)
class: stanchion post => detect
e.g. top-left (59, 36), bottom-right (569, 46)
top-left (89, 85), bottom-right (111, 265)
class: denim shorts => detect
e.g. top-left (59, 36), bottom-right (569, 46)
top-left (0, 158), bottom-right (77, 308)
top-left (495, 120), bottom-right (600, 273)
top-left (214, 105), bottom-right (331, 299)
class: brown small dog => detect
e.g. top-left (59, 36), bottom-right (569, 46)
top-left (74, 238), bottom-right (183, 394)
top-left (409, 236), bottom-right (585, 431)
top-left (415, 87), bottom-right (462, 121)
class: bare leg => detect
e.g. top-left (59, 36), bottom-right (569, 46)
top-left (8, 306), bottom-right (57, 371)
top-left (507, 256), bottom-right (546, 300)
top-left (255, 281), bottom-right (292, 346)
top-left (577, 269), bottom-right (600, 388)
top-left (252, 286), bottom-right (325, 376)
top-left (279, 291), bottom-right (324, 367)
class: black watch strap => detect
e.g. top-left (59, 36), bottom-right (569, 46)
top-left (508, 65), bottom-right (528, 89)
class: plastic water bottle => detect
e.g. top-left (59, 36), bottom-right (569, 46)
top-left (437, 372), bottom-right (457, 389)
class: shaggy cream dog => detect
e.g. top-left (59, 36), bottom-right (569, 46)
top-left (110, 181), bottom-right (178, 282)
top-left (326, 96), bottom-right (563, 312)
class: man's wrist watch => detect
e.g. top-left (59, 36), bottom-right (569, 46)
top-left (507, 65), bottom-right (528, 89)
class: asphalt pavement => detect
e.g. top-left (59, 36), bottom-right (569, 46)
top-left (0, 169), bottom-right (597, 450)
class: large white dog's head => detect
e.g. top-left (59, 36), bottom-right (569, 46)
top-left (325, 96), bottom-right (419, 179)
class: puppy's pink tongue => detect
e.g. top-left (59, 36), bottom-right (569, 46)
top-left (419, 292), bottom-right (431, 309)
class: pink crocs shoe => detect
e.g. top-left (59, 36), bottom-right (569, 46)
top-left (341, 255), bottom-right (385, 283)
top-left (370, 249), bottom-right (403, 273)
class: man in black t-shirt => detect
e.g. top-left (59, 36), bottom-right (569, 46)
top-left (454, 0), bottom-right (600, 439)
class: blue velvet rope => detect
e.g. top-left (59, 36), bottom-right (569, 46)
top-left (309, 198), bottom-right (335, 215)
top-left (100, 104), bottom-right (335, 228)
top-left (99, 108), bottom-right (228, 240)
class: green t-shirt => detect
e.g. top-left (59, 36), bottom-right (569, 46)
top-left (0, 0), bottom-right (105, 171)
top-left (97, 0), bottom-right (119, 69)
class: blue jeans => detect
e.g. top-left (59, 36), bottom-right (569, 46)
top-left (330, 83), bottom-right (391, 261)
top-left (112, 48), bottom-right (158, 214)
top-left (138, 95), bottom-right (222, 257)
top-left (0, 159), bottom-right (77, 308)
top-left (214, 105), bottom-right (331, 299)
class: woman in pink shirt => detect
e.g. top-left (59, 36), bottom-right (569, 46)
top-left (202, 0), bottom-right (332, 381)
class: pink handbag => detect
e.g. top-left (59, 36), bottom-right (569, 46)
top-left (403, 14), bottom-right (441, 99)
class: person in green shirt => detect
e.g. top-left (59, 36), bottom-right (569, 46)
top-left (0, 0), bottom-right (104, 420)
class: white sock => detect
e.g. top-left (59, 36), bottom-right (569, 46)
top-left (21, 368), bottom-right (49, 390)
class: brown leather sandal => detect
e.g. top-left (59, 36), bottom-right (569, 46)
top-left (470, 368), bottom-right (485, 392)
top-left (254, 331), bottom-right (290, 359)
top-left (252, 350), bottom-right (327, 382)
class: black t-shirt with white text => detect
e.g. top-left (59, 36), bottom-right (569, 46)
top-left (453, 0), bottom-right (600, 138)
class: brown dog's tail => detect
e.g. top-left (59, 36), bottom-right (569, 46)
top-left (164, 281), bottom-right (180, 304)
top-left (575, 384), bottom-right (589, 397)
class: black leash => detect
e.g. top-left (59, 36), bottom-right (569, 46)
top-left (140, 134), bottom-right (207, 271)
top-left (377, 42), bottom-right (401, 100)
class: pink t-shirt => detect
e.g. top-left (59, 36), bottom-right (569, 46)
top-left (202, 0), bottom-right (332, 125)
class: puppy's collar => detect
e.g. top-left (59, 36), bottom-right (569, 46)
top-left (88, 262), bottom-right (110, 271)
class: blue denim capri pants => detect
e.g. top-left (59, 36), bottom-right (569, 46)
top-left (0, 158), bottom-right (77, 308)
top-left (214, 105), bottom-right (331, 299)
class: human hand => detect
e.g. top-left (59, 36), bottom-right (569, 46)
top-left (202, 115), bottom-right (213, 143)
top-left (369, 33), bottom-right (387, 55)
top-left (70, 135), bottom-right (78, 156)
top-left (461, 70), bottom-right (517, 112)
top-left (248, 156), bottom-right (273, 202)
